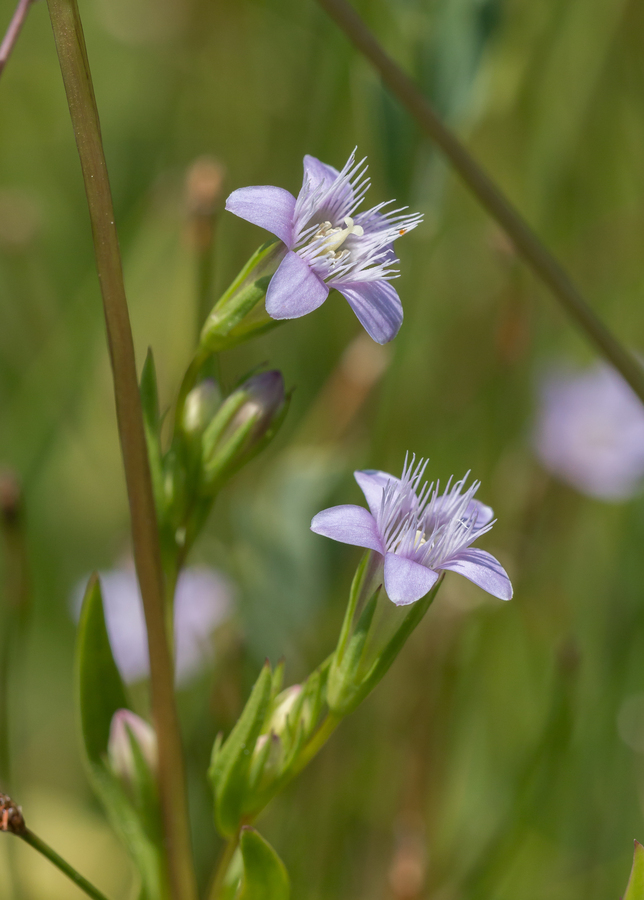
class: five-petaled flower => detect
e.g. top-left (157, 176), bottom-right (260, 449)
top-left (225, 150), bottom-right (423, 344)
top-left (311, 456), bottom-right (512, 605)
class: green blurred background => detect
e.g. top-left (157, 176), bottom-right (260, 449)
top-left (2, 0), bottom-right (644, 897)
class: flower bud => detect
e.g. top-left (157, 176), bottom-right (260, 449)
top-left (108, 709), bottom-right (158, 786)
top-left (249, 732), bottom-right (283, 794)
top-left (182, 379), bottom-right (221, 436)
top-left (268, 685), bottom-right (303, 735)
top-left (201, 370), bottom-right (287, 488)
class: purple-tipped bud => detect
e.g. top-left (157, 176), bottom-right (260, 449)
top-left (108, 709), bottom-right (158, 785)
top-left (228, 371), bottom-right (285, 446)
top-left (182, 379), bottom-right (221, 435)
top-left (202, 370), bottom-right (286, 486)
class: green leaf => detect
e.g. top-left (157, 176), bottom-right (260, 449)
top-left (140, 348), bottom-right (160, 429)
top-left (236, 828), bottom-right (290, 900)
top-left (75, 575), bottom-right (169, 900)
top-left (625, 841), bottom-right (644, 899)
top-left (76, 573), bottom-right (129, 764)
top-left (91, 766), bottom-right (168, 900)
top-left (209, 661), bottom-right (273, 837)
top-left (140, 348), bottom-right (165, 517)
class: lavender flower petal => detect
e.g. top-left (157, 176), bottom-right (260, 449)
top-left (354, 469), bottom-right (398, 516)
top-left (438, 549), bottom-right (512, 600)
top-left (225, 185), bottom-right (296, 247)
top-left (384, 552), bottom-right (440, 606)
top-left (310, 504), bottom-right (384, 554)
top-left (265, 250), bottom-right (329, 319)
top-left (336, 280), bottom-right (403, 345)
top-left (302, 155), bottom-right (340, 193)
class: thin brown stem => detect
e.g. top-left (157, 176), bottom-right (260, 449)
top-left (316, 0), bottom-right (644, 406)
top-left (44, 3), bottom-right (196, 899)
top-left (0, 0), bottom-right (33, 78)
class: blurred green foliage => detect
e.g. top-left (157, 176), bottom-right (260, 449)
top-left (1, 0), bottom-right (644, 897)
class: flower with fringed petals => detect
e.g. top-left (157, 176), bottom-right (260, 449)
top-left (225, 150), bottom-right (423, 344)
top-left (311, 456), bottom-right (512, 606)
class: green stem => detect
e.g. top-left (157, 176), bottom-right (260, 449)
top-left (316, 0), bottom-right (644, 407)
top-left (209, 828), bottom-right (242, 900)
top-left (20, 829), bottom-right (112, 900)
top-left (44, 4), bottom-right (196, 899)
top-left (291, 712), bottom-right (341, 777)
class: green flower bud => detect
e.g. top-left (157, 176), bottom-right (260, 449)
top-left (181, 379), bottom-right (221, 436)
top-left (202, 370), bottom-right (287, 490)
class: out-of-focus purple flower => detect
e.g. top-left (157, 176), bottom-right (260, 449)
top-left (311, 456), bottom-right (512, 606)
top-left (225, 150), bottom-right (423, 344)
top-left (533, 361), bottom-right (644, 500)
top-left (73, 565), bottom-right (234, 686)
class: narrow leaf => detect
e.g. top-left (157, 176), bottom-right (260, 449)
top-left (236, 827), bottom-right (290, 900)
top-left (209, 661), bottom-right (273, 836)
top-left (140, 348), bottom-right (160, 429)
top-left (625, 841), bottom-right (644, 899)
top-left (76, 573), bottom-right (129, 764)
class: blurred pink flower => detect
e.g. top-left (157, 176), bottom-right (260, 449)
top-left (533, 361), bottom-right (644, 500)
top-left (73, 565), bottom-right (234, 686)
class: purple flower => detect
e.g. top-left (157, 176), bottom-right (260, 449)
top-left (73, 564), bottom-right (234, 686)
top-left (225, 150), bottom-right (423, 344)
top-left (311, 456), bottom-right (512, 606)
top-left (533, 361), bottom-right (644, 500)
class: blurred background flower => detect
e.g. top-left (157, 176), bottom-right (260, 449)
top-left (72, 564), bottom-right (234, 686)
top-left (533, 361), bottom-right (644, 500)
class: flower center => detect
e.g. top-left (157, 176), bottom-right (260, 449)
top-left (311, 216), bottom-right (364, 263)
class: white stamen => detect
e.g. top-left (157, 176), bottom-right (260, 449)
top-left (309, 215), bottom-right (365, 263)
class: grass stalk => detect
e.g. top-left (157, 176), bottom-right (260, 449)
top-left (316, 0), bottom-right (644, 405)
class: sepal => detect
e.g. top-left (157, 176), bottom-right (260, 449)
top-left (209, 661), bottom-right (273, 837)
top-left (624, 841), bottom-right (644, 899)
top-left (202, 370), bottom-right (287, 492)
top-left (326, 555), bottom-right (442, 716)
top-left (200, 240), bottom-right (286, 353)
top-left (209, 660), bottom-right (329, 836)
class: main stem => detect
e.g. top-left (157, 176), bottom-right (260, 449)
top-left (44, 3), bottom-right (196, 899)
top-left (316, 0), bottom-right (644, 407)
